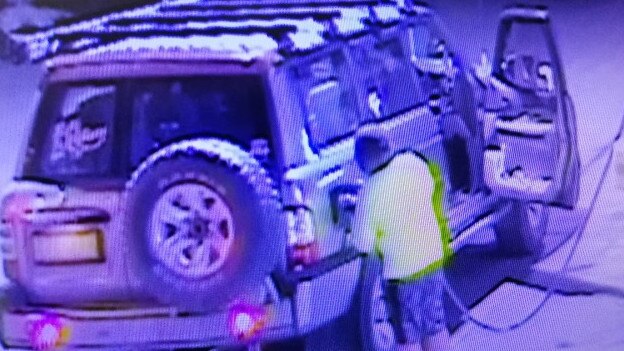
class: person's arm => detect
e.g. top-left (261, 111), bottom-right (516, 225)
top-left (427, 160), bottom-right (454, 263)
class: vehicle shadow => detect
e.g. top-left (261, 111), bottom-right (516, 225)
top-left (444, 242), bottom-right (537, 331)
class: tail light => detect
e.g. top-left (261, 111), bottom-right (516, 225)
top-left (286, 207), bottom-right (319, 267)
top-left (286, 207), bottom-right (314, 247)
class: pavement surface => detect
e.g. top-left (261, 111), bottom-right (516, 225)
top-left (452, 284), bottom-right (624, 351)
top-left (449, 130), bottom-right (624, 350)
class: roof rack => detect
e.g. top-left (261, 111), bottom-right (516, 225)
top-left (13, 0), bottom-right (430, 63)
top-left (159, 0), bottom-right (384, 11)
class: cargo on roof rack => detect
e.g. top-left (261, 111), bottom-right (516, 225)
top-left (11, 0), bottom-right (432, 63)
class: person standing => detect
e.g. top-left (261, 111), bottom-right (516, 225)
top-left (352, 126), bottom-right (453, 351)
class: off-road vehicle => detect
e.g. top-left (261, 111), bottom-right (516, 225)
top-left (0, 1), bottom-right (579, 350)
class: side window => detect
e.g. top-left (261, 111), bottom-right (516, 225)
top-left (131, 81), bottom-right (201, 158)
top-left (408, 24), bottom-right (432, 58)
top-left (406, 22), bottom-right (456, 99)
top-left (363, 36), bottom-right (421, 119)
top-left (130, 76), bottom-right (272, 167)
top-left (497, 21), bottom-right (554, 92)
top-left (408, 23), bottom-right (447, 59)
top-left (299, 51), bottom-right (359, 149)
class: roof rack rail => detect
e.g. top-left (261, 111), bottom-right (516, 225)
top-left (161, 0), bottom-right (388, 11)
top-left (14, 0), bottom-right (410, 63)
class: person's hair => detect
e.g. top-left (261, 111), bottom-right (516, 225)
top-left (354, 126), bottom-right (395, 174)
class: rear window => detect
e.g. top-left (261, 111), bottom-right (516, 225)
top-left (129, 76), bottom-right (272, 167)
top-left (22, 75), bottom-right (274, 181)
top-left (23, 83), bottom-right (118, 179)
top-left (296, 51), bottom-right (360, 150)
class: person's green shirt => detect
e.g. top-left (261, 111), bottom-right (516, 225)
top-left (353, 152), bottom-right (453, 281)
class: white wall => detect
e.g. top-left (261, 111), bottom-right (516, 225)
top-left (0, 63), bottom-right (42, 184)
top-left (0, 63), bottom-right (42, 286)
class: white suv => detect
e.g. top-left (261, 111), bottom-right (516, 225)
top-left (0, 1), bottom-right (579, 350)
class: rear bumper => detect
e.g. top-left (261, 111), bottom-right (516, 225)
top-left (1, 254), bottom-right (362, 350)
top-left (2, 303), bottom-right (294, 350)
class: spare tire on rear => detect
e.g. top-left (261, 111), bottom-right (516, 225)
top-left (125, 139), bottom-right (285, 312)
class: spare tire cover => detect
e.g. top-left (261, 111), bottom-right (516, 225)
top-left (126, 139), bottom-right (285, 311)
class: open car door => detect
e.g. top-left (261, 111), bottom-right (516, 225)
top-left (481, 6), bottom-right (580, 208)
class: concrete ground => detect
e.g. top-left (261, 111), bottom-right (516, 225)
top-left (452, 285), bottom-right (624, 351)
top-left (449, 128), bottom-right (624, 351)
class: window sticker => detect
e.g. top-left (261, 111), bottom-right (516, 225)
top-left (61, 86), bottom-right (115, 117)
top-left (50, 118), bottom-right (108, 161)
